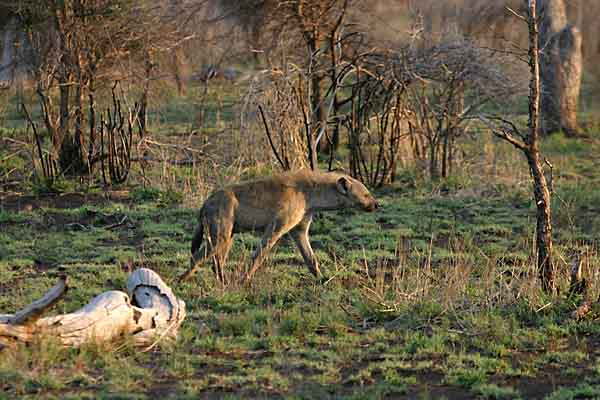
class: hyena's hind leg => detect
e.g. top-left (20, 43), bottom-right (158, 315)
top-left (179, 200), bottom-right (235, 283)
top-left (207, 198), bottom-right (236, 282)
top-left (212, 230), bottom-right (233, 282)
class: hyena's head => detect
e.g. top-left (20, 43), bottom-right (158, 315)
top-left (335, 175), bottom-right (379, 212)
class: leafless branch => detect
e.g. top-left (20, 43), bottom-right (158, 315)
top-left (505, 6), bottom-right (528, 22)
top-left (477, 115), bottom-right (527, 151)
top-left (259, 105), bottom-right (288, 171)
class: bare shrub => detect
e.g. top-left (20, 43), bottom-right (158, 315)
top-left (243, 35), bottom-right (518, 186)
top-left (341, 36), bottom-right (519, 185)
top-left (404, 37), bottom-right (520, 180)
top-left (22, 104), bottom-right (58, 185)
top-left (253, 68), bottom-right (311, 171)
top-left (244, 62), bottom-right (336, 172)
top-left (99, 87), bottom-right (135, 186)
top-left (342, 53), bottom-right (410, 187)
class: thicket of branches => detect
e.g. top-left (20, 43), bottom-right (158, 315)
top-left (1, 0), bottom-right (190, 179)
top-left (239, 0), bottom-right (519, 184)
top-left (0, 0), bottom-right (590, 186)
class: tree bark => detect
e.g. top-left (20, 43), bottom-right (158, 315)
top-left (327, 26), bottom-right (341, 153)
top-left (557, 26), bottom-right (582, 136)
top-left (526, 153), bottom-right (554, 293)
top-left (538, 0), bottom-right (582, 136)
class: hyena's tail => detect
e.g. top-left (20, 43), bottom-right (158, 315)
top-left (191, 219), bottom-right (204, 256)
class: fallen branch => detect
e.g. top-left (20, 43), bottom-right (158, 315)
top-left (6, 276), bottom-right (68, 325)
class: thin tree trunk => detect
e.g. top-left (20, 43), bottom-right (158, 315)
top-left (484, 1), bottom-right (555, 293)
top-left (56, 3), bottom-right (70, 145)
top-left (74, 52), bottom-right (85, 170)
top-left (139, 51), bottom-right (152, 137)
top-left (58, 82), bottom-right (70, 142)
top-left (37, 85), bottom-right (56, 145)
top-left (441, 132), bottom-right (449, 179)
top-left (428, 137), bottom-right (438, 180)
top-left (307, 32), bottom-right (326, 154)
top-left (528, 0), bottom-right (555, 293)
top-left (57, 79), bottom-right (85, 175)
top-left (328, 28), bottom-right (340, 153)
top-left (526, 153), bottom-right (554, 292)
top-left (54, 3), bottom-right (84, 175)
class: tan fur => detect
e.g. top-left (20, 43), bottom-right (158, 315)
top-left (178, 170), bottom-right (379, 284)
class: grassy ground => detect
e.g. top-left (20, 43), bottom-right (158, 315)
top-left (1, 87), bottom-right (600, 398)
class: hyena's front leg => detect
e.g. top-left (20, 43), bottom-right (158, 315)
top-left (179, 222), bottom-right (212, 282)
top-left (242, 220), bottom-right (294, 284)
top-left (179, 240), bottom-right (216, 282)
top-left (290, 216), bottom-right (322, 278)
top-left (182, 226), bottom-right (233, 283)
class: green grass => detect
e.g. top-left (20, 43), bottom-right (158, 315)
top-left (473, 383), bottom-right (521, 399)
top-left (2, 173), bottom-right (600, 398)
top-left (544, 383), bottom-right (600, 400)
top-left (2, 147), bottom-right (599, 395)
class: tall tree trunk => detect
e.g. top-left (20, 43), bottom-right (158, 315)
top-left (54, 3), bottom-right (83, 175)
top-left (58, 80), bottom-right (70, 143)
top-left (173, 48), bottom-right (186, 96)
top-left (538, 0), bottom-right (582, 136)
top-left (55, 2), bottom-right (70, 147)
top-left (428, 137), bottom-right (439, 180)
top-left (0, 17), bottom-right (16, 83)
top-left (557, 26), bottom-right (582, 136)
top-left (87, 89), bottom-right (96, 174)
top-left (57, 78), bottom-right (85, 175)
top-left (529, 0), bottom-right (555, 293)
top-left (74, 53), bottom-right (84, 161)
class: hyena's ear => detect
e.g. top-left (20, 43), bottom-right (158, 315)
top-left (336, 177), bottom-right (352, 195)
